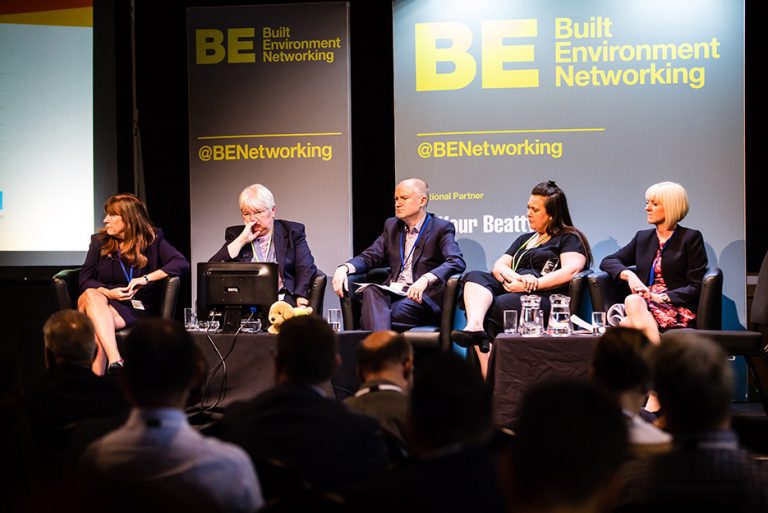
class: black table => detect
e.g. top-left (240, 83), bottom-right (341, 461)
top-left (491, 333), bottom-right (599, 428)
top-left (189, 330), bottom-right (370, 413)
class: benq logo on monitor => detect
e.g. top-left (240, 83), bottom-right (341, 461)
top-left (226, 287), bottom-right (240, 293)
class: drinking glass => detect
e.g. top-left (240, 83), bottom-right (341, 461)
top-left (327, 309), bottom-right (342, 332)
top-left (592, 311), bottom-right (607, 336)
top-left (184, 308), bottom-right (197, 331)
top-left (503, 310), bottom-right (518, 334)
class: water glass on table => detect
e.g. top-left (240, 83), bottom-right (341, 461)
top-left (327, 308), bottom-right (342, 332)
top-left (592, 311), bottom-right (607, 336)
top-left (184, 308), bottom-right (198, 331)
top-left (503, 310), bottom-right (518, 334)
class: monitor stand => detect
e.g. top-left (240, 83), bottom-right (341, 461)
top-left (222, 306), bottom-right (242, 333)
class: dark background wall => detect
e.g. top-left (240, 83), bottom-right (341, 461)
top-left (0, 0), bottom-right (758, 383)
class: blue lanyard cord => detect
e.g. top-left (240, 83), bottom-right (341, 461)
top-left (400, 214), bottom-right (431, 273)
top-left (648, 235), bottom-right (672, 286)
top-left (116, 245), bottom-right (134, 283)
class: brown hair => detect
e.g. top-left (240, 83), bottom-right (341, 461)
top-left (99, 193), bottom-right (156, 269)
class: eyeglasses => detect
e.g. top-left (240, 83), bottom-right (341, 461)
top-left (241, 208), bottom-right (271, 219)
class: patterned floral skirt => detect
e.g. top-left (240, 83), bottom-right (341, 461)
top-left (646, 283), bottom-right (696, 329)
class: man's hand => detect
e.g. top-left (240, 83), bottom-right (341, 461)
top-left (407, 276), bottom-right (429, 303)
top-left (332, 265), bottom-right (349, 297)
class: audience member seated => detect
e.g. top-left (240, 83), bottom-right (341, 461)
top-left (347, 351), bottom-right (506, 513)
top-left (505, 380), bottom-right (629, 513)
top-left (453, 180), bottom-right (592, 377)
top-left (208, 183), bottom-right (318, 307)
top-left (600, 181), bottom-right (707, 346)
top-left (0, 350), bottom-right (39, 513)
top-left (344, 330), bottom-right (413, 455)
top-left (78, 319), bottom-right (263, 513)
top-left (78, 193), bottom-right (189, 375)
top-left (332, 178), bottom-right (466, 331)
top-left (214, 315), bottom-right (390, 499)
top-left (591, 327), bottom-right (672, 458)
top-left (24, 310), bottom-right (127, 476)
top-left (615, 332), bottom-right (768, 513)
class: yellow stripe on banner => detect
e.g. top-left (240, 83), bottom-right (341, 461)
top-left (417, 128), bottom-right (605, 136)
top-left (198, 132), bottom-right (343, 140)
top-left (0, 7), bottom-right (92, 27)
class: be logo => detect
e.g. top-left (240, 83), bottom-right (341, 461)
top-left (415, 19), bottom-right (538, 91)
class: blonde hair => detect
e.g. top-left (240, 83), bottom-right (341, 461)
top-left (646, 181), bottom-right (689, 226)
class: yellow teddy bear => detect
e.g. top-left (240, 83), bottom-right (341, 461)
top-left (267, 300), bottom-right (314, 334)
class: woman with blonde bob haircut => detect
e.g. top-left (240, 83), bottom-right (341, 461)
top-left (78, 194), bottom-right (189, 375)
top-left (600, 182), bottom-right (707, 346)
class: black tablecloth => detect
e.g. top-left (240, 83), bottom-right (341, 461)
top-left (189, 330), bottom-right (370, 413)
top-left (491, 333), bottom-right (599, 428)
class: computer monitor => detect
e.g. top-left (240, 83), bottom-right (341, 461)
top-left (197, 262), bottom-right (279, 332)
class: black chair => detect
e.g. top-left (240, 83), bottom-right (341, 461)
top-left (307, 270), bottom-right (327, 315)
top-left (662, 252), bottom-right (768, 416)
top-left (587, 266), bottom-right (723, 330)
top-left (340, 267), bottom-right (461, 352)
top-left (52, 268), bottom-right (181, 341)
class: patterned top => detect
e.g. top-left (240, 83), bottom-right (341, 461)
top-left (646, 241), bottom-right (696, 329)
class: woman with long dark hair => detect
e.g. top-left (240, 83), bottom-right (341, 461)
top-left (452, 181), bottom-right (592, 376)
top-left (78, 194), bottom-right (189, 375)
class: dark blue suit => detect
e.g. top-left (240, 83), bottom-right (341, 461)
top-left (208, 220), bottom-right (318, 302)
top-left (600, 226), bottom-right (707, 311)
top-left (79, 229), bottom-right (190, 325)
top-left (347, 214), bottom-right (466, 330)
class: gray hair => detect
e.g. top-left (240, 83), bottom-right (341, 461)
top-left (239, 184), bottom-right (275, 212)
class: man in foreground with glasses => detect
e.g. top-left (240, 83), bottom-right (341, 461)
top-left (209, 183), bottom-right (317, 307)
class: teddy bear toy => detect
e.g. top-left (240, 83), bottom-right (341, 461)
top-left (267, 300), bottom-right (314, 334)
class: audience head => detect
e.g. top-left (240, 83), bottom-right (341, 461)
top-left (645, 181), bottom-right (689, 226)
top-left (43, 309), bottom-right (97, 368)
top-left (356, 330), bottom-right (413, 387)
top-left (100, 193), bottom-right (155, 267)
top-left (509, 380), bottom-right (628, 512)
top-left (530, 180), bottom-right (592, 266)
top-left (651, 331), bottom-right (733, 434)
top-left (121, 318), bottom-right (203, 407)
top-left (394, 178), bottom-right (429, 224)
top-left (408, 352), bottom-right (492, 454)
top-left (275, 315), bottom-right (339, 386)
top-left (592, 327), bottom-right (652, 395)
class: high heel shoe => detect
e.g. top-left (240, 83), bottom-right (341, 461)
top-left (106, 359), bottom-right (124, 376)
top-left (451, 329), bottom-right (490, 349)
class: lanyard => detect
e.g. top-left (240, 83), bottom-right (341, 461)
top-left (250, 233), bottom-right (273, 262)
top-left (511, 232), bottom-right (550, 272)
top-left (648, 233), bottom-right (673, 285)
top-left (116, 245), bottom-right (133, 283)
top-left (399, 214), bottom-right (431, 273)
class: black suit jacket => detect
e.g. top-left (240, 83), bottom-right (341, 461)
top-left (214, 384), bottom-right (389, 494)
top-left (600, 226), bottom-right (707, 310)
top-left (208, 220), bottom-right (317, 299)
top-left (347, 214), bottom-right (466, 313)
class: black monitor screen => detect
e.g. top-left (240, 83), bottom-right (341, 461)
top-left (197, 262), bottom-right (279, 321)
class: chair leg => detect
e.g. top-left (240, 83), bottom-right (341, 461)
top-left (746, 356), bottom-right (768, 418)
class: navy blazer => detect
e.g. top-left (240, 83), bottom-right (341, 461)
top-left (79, 229), bottom-right (190, 316)
top-left (208, 219), bottom-right (318, 299)
top-left (600, 226), bottom-right (707, 310)
top-left (347, 214), bottom-right (466, 313)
